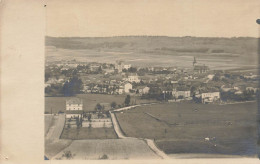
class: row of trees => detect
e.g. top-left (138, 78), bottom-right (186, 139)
top-left (221, 90), bottom-right (257, 102)
top-left (45, 76), bottom-right (83, 96)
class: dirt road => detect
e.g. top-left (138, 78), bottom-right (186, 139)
top-left (110, 111), bottom-right (169, 159)
top-left (46, 114), bottom-right (65, 140)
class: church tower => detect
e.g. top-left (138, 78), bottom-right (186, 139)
top-left (193, 57), bottom-right (197, 66)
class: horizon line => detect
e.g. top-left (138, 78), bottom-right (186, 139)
top-left (45, 35), bottom-right (259, 39)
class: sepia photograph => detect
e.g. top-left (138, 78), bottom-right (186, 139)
top-left (43, 0), bottom-right (260, 160)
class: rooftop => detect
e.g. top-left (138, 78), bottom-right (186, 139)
top-left (66, 98), bottom-right (83, 105)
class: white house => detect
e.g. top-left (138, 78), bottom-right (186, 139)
top-left (123, 64), bottom-right (131, 70)
top-left (66, 98), bottom-right (83, 110)
top-left (201, 92), bottom-right (220, 104)
top-left (127, 75), bottom-right (140, 83)
top-left (124, 83), bottom-right (132, 93)
top-left (172, 90), bottom-right (191, 99)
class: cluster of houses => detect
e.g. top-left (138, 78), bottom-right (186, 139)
top-left (165, 88), bottom-right (220, 104)
top-left (46, 58), bottom-right (259, 104)
top-left (83, 81), bottom-right (150, 96)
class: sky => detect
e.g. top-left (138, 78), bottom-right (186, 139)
top-left (46, 0), bottom-right (260, 37)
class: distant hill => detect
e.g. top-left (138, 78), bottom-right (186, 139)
top-left (45, 36), bottom-right (258, 69)
top-left (46, 36), bottom-right (258, 55)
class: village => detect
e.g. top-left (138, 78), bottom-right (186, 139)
top-left (45, 57), bottom-right (259, 105)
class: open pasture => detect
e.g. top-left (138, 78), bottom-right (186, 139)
top-left (115, 102), bottom-right (258, 156)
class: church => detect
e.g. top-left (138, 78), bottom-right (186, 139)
top-left (193, 57), bottom-right (209, 74)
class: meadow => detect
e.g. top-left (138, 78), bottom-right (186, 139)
top-left (61, 127), bottom-right (118, 140)
top-left (45, 94), bottom-right (157, 113)
top-left (52, 138), bottom-right (159, 160)
top-left (115, 102), bottom-right (258, 156)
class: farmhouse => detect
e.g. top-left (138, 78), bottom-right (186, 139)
top-left (66, 98), bottom-right (83, 110)
top-left (172, 89), bottom-right (191, 99)
top-left (201, 92), bottom-right (220, 104)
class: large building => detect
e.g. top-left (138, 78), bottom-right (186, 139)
top-left (172, 90), bottom-right (191, 99)
top-left (201, 92), bottom-right (220, 104)
top-left (66, 98), bottom-right (83, 110)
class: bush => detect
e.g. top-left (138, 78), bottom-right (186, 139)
top-left (62, 150), bottom-right (74, 159)
top-left (99, 154), bottom-right (108, 160)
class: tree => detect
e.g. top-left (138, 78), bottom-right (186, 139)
top-left (124, 95), bottom-right (131, 106)
top-left (76, 118), bottom-right (79, 128)
top-left (95, 103), bottom-right (103, 112)
top-left (99, 154), bottom-right (108, 160)
top-left (62, 76), bottom-right (83, 96)
top-left (62, 150), bottom-right (74, 159)
top-left (110, 101), bottom-right (117, 109)
top-left (129, 67), bottom-right (137, 73)
top-left (87, 114), bottom-right (92, 121)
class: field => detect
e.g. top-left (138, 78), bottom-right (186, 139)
top-left (52, 138), bottom-right (159, 160)
top-left (61, 127), bottom-right (118, 140)
top-left (115, 102), bottom-right (258, 156)
top-left (45, 94), bottom-right (157, 114)
top-left (44, 114), bottom-right (54, 135)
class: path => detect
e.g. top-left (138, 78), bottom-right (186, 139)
top-left (113, 102), bottom-right (160, 112)
top-left (145, 139), bottom-right (170, 159)
top-left (46, 114), bottom-right (65, 140)
top-left (110, 111), bottom-right (127, 139)
top-left (110, 111), bottom-right (169, 159)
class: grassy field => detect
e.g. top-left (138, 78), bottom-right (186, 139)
top-left (61, 127), bottom-right (118, 140)
top-left (45, 94), bottom-right (157, 113)
top-left (52, 139), bottom-right (159, 160)
top-left (115, 102), bottom-right (258, 156)
top-left (44, 115), bottom-right (54, 135)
